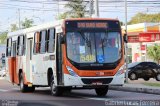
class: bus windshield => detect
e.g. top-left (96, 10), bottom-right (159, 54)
top-left (66, 31), bottom-right (121, 64)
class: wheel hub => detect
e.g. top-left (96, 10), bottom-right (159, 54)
top-left (131, 73), bottom-right (136, 79)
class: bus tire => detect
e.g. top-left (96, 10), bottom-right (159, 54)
top-left (95, 86), bottom-right (108, 97)
top-left (29, 86), bottom-right (35, 92)
top-left (50, 77), bottom-right (63, 96)
top-left (19, 73), bottom-right (29, 92)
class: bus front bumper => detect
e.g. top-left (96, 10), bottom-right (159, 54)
top-left (63, 73), bottom-right (125, 87)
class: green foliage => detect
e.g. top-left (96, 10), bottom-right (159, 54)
top-left (64, 0), bottom-right (87, 18)
top-left (22, 18), bottom-right (33, 29)
top-left (128, 13), bottom-right (160, 24)
top-left (10, 24), bottom-right (18, 32)
top-left (56, 13), bottom-right (68, 20)
top-left (10, 18), bottom-right (34, 32)
top-left (0, 31), bottom-right (8, 44)
top-left (147, 44), bottom-right (160, 64)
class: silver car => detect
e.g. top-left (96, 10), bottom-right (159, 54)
top-left (0, 67), bottom-right (6, 77)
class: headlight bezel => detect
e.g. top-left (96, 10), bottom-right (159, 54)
top-left (66, 66), bottom-right (79, 77)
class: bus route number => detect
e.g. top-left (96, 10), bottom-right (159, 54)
top-left (80, 55), bottom-right (95, 62)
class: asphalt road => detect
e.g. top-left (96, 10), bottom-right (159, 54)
top-left (0, 77), bottom-right (160, 106)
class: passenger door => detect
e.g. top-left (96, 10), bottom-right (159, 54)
top-left (147, 63), bottom-right (157, 77)
top-left (56, 33), bottom-right (63, 86)
top-left (10, 41), bottom-right (17, 83)
top-left (26, 38), bottom-right (33, 83)
top-left (135, 63), bottom-right (144, 77)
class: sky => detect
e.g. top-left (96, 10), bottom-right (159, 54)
top-left (0, 0), bottom-right (160, 32)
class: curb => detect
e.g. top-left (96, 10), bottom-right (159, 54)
top-left (109, 86), bottom-right (160, 95)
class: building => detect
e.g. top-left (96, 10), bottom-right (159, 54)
top-left (123, 23), bottom-right (160, 63)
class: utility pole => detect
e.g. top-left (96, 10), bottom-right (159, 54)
top-left (125, 0), bottom-right (128, 83)
top-left (94, 0), bottom-right (99, 17)
top-left (57, 0), bottom-right (60, 16)
top-left (89, 0), bottom-right (94, 17)
top-left (18, 8), bottom-right (21, 29)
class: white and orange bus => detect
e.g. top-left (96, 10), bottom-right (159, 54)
top-left (6, 18), bottom-right (126, 96)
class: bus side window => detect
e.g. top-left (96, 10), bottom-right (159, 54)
top-left (17, 35), bottom-right (24, 56)
top-left (40, 30), bottom-right (47, 53)
top-left (47, 28), bottom-right (55, 53)
top-left (11, 41), bottom-right (16, 57)
top-left (34, 32), bottom-right (40, 54)
top-left (6, 38), bottom-right (12, 57)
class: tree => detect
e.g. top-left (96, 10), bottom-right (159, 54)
top-left (0, 31), bottom-right (8, 44)
top-left (10, 24), bottom-right (18, 32)
top-left (147, 44), bottom-right (160, 64)
top-left (65, 0), bottom-right (87, 18)
top-left (128, 13), bottom-right (160, 24)
top-left (56, 13), bottom-right (68, 20)
top-left (22, 18), bottom-right (34, 29)
top-left (10, 18), bottom-right (33, 31)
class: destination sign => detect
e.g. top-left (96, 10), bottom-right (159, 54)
top-left (65, 20), bottom-right (120, 31)
top-left (77, 22), bottom-right (108, 28)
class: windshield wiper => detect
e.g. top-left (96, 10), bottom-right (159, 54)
top-left (100, 32), bottom-right (108, 56)
top-left (79, 32), bottom-right (92, 54)
top-left (101, 38), bottom-right (105, 56)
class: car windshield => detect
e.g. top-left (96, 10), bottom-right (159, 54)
top-left (128, 62), bottom-right (140, 68)
top-left (66, 31), bottom-right (121, 63)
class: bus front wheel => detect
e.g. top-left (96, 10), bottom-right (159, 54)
top-left (95, 86), bottom-right (109, 97)
top-left (50, 77), bottom-right (63, 96)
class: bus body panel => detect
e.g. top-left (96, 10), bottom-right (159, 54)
top-left (6, 18), bottom-right (125, 90)
top-left (8, 57), bottom-right (15, 83)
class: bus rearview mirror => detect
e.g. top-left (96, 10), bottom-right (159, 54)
top-left (123, 34), bottom-right (128, 43)
top-left (60, 35), bottom-right (65, 44)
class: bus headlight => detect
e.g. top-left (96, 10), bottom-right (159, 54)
top-left (115, 64), bottom-right (125, 76)
top-left (66, 66), bottom-right (79, 77)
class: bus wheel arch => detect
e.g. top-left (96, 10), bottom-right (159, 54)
top-left (47, 68), bottom-right (53, 86)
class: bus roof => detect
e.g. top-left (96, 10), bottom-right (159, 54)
top-left (8, 18), bottom-right (119, 37)
top-left (8, 20), bottom-right (63, 37)
top-left (65, 18), bottom-right (119, 21)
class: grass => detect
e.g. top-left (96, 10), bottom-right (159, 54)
top-left (143, 82), bottom-right (160, 87)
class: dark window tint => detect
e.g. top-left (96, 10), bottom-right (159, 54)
top-left (40, 30), bottom-right (47, 53)
top-left (148, 62), bottom-right (158, 68)
top-left (47, 28), bottom-right (55, 53)
top-left (6, 38), bottom-right (12, 57)
top-left (136, 63), bottom-right (144, 68)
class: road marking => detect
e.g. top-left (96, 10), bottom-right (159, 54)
top-left (84, 97), bottom-right (111, 101)
top-left (0, 89), bottom-right (8, 92)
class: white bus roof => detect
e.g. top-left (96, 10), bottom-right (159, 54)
top-left (8, 20), bottom-right (64, 37)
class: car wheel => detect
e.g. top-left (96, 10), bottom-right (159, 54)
top-left (129, 73), bottom-right (137, 80)
top-left (95, 86), bottom-right (108, 97)
top-left (50, 76), bottom-right (63, 96)
top-left (143, 77), bottom-right (150, 81)
top-left (156, 74), bottom-right (160, 81)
